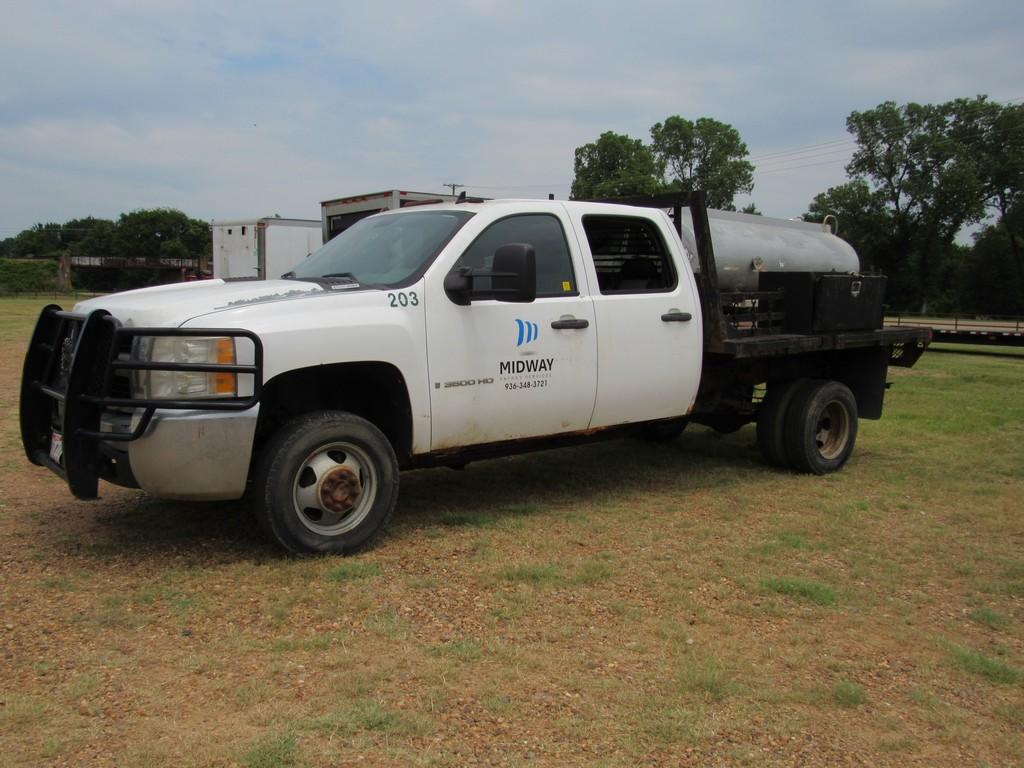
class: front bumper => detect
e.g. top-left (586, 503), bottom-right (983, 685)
top-left (20, 305), bottom-right (263, 499)
top-left (122, 406), bottom-right (260, 500)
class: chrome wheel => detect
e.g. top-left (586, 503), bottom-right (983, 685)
top-left (292, 441), bottom-right (378, 536)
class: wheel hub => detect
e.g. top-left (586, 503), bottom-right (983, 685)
top-left (815, 401), bottom-right (849, 460)
top-left (317, 465), bottom-right (363, 515)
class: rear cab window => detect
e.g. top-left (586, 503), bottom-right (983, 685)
top-left (581, 215), bottom-right (677, 294)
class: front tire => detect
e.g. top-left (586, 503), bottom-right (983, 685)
top-left (783, 380), bottom-right (858, 475)
top-left (253, 411), bottom-right (399, 555)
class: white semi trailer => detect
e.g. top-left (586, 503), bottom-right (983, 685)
top-left (321, 190), bottom-right (457, 242)
top-left (211, 217), bottom-right (323, 280)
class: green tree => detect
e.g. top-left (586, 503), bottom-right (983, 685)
top-left (844, 99), bottom-right (986, 312)
top-left (63, 216), bottom-right (114, 244)
top-left (949, 97), bottom-right (1024, 290)
top-left (570, 131), bottom-right (663, 199)
top-left (5, 209), bottom-right (210, 292)
top-left (0, 237), bottom-right (13, 258)
top-left (12, 223), bottom-right (64, 259)
top-left (803, 180), bottom-right (915, 302)
top-left (952, 205), bottom-right (1024, 314)
top-left (649, 116), bottom-right (754, 210)
top-left (9, 216), bottom-right (117, 261)
top-left (68, 218), bottom-right (116, 260)
top-left (111, 208), bottom-right (210, 263)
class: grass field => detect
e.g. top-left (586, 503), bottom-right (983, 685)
top-left (1, 295), bottom-right (1022, 767)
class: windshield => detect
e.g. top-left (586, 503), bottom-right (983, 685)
top-left (288, 210), bottom-right (473, 285)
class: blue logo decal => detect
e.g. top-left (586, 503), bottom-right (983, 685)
top-left (515, 319), bottom-right (539, 346)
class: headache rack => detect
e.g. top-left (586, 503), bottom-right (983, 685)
top-left (19, 305), bottom-right (263, 499)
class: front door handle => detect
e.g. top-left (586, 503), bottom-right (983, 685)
top-left (661, 311), bottom-right (692, 322)
top-left (551, 317), bottom-right (589, 330)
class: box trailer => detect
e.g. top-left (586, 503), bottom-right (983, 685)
top-left (212, 217), bottom-right (323, 280)
top-left (321, 190), bottom-right (457, 242)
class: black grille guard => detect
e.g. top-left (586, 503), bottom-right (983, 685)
top-left (20, 305), bottom-right (263, 499)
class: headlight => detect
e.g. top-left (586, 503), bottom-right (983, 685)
top-left (131, 336), bottom-right (237, 400)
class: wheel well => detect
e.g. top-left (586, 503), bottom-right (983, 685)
top-left (761, 348), bottom-right (887, 420)
top-left (699, 347), bottom-right (890, 422)
top-left (255, 362), bottom-right (414, 467)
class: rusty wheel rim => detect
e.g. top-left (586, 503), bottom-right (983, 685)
top-left (292, 441), bottom-right (378, 536)
top-left (814, 400), bottom-right (851, 461)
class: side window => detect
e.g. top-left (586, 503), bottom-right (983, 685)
top-left (455, 214), bottom-right (576, 297)
top-left (582, 216), bottom-right (676, 294)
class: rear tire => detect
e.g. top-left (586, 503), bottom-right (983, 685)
top-left (253, 410), bottom-right (399, 555)
top-left (756, 378), bottom-right (806, 467)
top-left (783, 380), bottom-right (858, 475)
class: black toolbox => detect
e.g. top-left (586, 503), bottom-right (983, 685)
top-left (759, 272), bottom-right (887, 333)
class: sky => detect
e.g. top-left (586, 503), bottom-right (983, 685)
top-left (1, 0), bottom-right (1023, 237)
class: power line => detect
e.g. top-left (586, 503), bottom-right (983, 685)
top-left (750, 103), bottom-right (1024, 176)
top-left (747, 95), bottom-right (1024, 168)
top-left (754, 148), bottom-right (856, 170)
top-left (748, 138), bottom-right (856, 163)
top-left (754, 157), bottom-right (852, 176)
top-left (466, 98), bottom-right (1023, 184)
top-left (457, 182), bottom-right (569, 190)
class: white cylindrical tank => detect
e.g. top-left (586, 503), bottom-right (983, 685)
top-left (675, 209), bottom-right (860, 292)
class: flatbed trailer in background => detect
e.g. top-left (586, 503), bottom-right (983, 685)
top-left (887, 313), bottom-right (1024, 348)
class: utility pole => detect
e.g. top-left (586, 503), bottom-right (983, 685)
top-left (443, 183), bottom-right (465, 197)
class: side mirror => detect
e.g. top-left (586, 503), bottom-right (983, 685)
top-left (492, 243), bottom-right (537, 303)
top-left (444, 243), bottom-right (537, 305)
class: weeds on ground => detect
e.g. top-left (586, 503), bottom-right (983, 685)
top-left (429, 638), bottom-right (484, 662)
top-left (968, 606), bottom-right (1010, 630)
top-left (240, 732), bottom-right (299, 768)
top-left (498, 563), bottom-right (561, 585)
top-left (833, 680), bottom-right (866, 707)
top-left (762, 577), bottom-right (837, 605)
top-left (497, 559), bottom-right (613, 588)
top-left (677, 654), bottom-right (734, 703)
top-left (947, 643), bottom-right (1022, 684)
top-left (308, 700), bottom-right (432, 738)
top-left (325, 561), bottom-right (381, 582)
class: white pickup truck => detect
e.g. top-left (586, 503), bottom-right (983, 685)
top-left (20, 193), bottom-right (929, 554)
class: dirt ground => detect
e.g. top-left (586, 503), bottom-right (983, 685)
top-left (1, 297), bottom-right (1022, 767)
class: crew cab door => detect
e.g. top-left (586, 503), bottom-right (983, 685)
top-left (568, 209), bottom-right (702, 428)
top-left (425, 208), bottom-right (597, 450)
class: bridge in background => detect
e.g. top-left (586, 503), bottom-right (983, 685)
top-left (69, 255), bottom-right (199, 270)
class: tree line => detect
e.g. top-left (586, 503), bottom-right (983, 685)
top-left (571, 96), bottom-right (1024, 315)
top-left (0, 208), bottom-right (210, 292)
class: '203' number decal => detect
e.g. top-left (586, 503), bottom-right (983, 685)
top-left (387, 291), bottom-right (419, 308)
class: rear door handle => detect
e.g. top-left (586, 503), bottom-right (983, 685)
top-left (551, 317), bottom-right (589, 330)
top-left (661, 311), bottom-right (692, 322)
